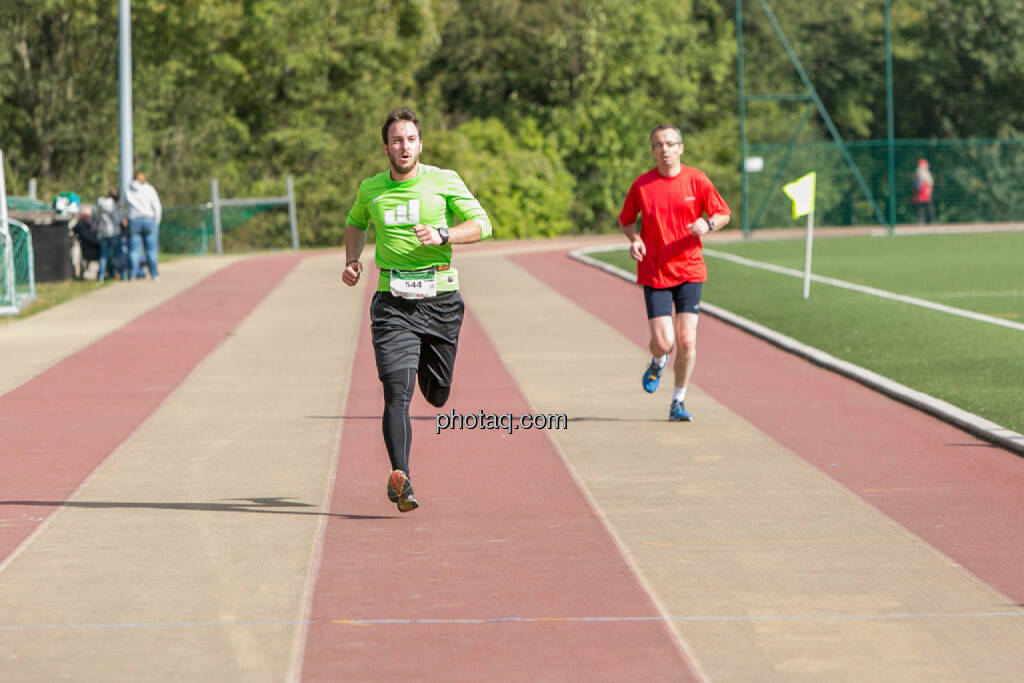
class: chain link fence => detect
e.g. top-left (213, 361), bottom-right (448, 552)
top-left (745, 138), bottom-right (1024, 230)
top-left (160, 203), bottom-right (289, 255)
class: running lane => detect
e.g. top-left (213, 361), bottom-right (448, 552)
top-left (514, 248), bottom-right (1024, 605)
top-left (0, 253), bottom-right (304, 561)
top-left (300, 290), bottom-right (698, 681)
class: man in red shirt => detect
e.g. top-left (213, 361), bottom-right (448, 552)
top-left (618, 124), bottom-right (731, 421)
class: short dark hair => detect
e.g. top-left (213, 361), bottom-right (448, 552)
top-left (381, 107), bottom-right (422, 143)
top-left (649, 124), bottom-right (682, 147)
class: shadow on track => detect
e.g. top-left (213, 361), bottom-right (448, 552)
top-left (0, 497), bottom-right (395, 520)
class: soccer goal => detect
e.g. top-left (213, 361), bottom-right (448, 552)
top-left (0, 217), bottom-right (37, 316)
top-left (1, 150), bottom-right (37, 316)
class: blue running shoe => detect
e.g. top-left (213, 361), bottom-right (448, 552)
top-left (642, 359), bottom-right (663, 393)
top-left (669, 399), bottom-right (692, 422)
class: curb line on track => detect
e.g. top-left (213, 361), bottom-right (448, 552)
top-left (568, 245), bottom-right (1024, 458)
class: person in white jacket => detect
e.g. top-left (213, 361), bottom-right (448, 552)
top-left (122, 171), bottom-right (162, 280)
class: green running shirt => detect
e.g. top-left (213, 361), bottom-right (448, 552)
top-left (346, 164), bottom-right (492, 292)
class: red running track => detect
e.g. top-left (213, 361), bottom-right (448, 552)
top-left (513, 248), bottom-right (1024, 606)
top-left (0, 254), bottom-right (304, 562)
top-left (301, 288), bottom-right (699, 681)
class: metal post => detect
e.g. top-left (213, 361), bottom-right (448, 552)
top-left (1, 150), bottom-right (15, 306)
top-left (1, 150), bottom-right (8, 235)
top-left (286, 176), bottom-right (299, 251)
top-left (211, 179), bottom-right (223, 255)
top-left (118, 0), bottom-right (134, 196)
top-left (884, 0), bottom-right (896, 234)
top-left (736, 0), bottom-right (749, 238)
top-left (28, 178), bottom-right (37, 201)
top-left (1, 151), bottom-right (8, 232)
top-left (750, 104), bottom-right (813, 231)
top-left (802, 210), bottom-right (814, 299)
top-left (757, 0), bottom-right (887, 227)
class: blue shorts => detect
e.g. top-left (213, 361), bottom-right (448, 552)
top-left (643, 282), bottom-right (703, 319)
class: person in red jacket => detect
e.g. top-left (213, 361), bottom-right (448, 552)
top-left (912, 158), bottom-right (936, 224)
top-left (618, 124), bottom-right (731, 421)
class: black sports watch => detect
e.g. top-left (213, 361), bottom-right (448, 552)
top-left (437, 227), bottom-right (450, 245)
top-left (706, 218), bottom-right (716, 232)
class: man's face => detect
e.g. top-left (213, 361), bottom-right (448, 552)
top-left (385, 120), bottom-right (422, 176)
top-left (650, 129), bottom-right (683, 169)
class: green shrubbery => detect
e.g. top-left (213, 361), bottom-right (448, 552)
top-left (2, 1), bottom-right (1021, 247)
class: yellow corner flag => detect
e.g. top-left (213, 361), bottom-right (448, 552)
top-left (783, 171), bottom-right (816, 219)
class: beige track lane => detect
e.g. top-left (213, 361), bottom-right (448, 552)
top-left (0, 255), bottom-right (243, 395)
top-left (458, 251), bottom-right (1024, 682)
top-left (0, 253), bottom-right (362, 682)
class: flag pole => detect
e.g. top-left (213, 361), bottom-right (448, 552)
top-left (802, 208), bottom-right (814, 299)
top-left (783, 170), bottom-right (817, 300)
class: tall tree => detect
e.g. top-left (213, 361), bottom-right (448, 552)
top-left (0, 0), bottom-right (118, 193)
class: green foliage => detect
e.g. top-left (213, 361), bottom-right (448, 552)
top-left (1, 0), bottom-right (1022, 247)
top-left (0, 0), bottom-right (118, 194)
top-left (426, 0), bottom-right (736, 227)
top-left (427, 118), bottom-right (575, 238)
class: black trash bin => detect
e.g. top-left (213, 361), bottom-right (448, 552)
top-left (9, 209), bottom-right (73, 282)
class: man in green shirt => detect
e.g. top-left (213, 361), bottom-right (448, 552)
top-left (342, 106), bottom-right (492, 513)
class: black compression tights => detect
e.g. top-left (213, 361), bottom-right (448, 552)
top-left (380, 368), bottom-right (452, 474)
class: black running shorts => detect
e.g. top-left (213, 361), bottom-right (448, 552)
top-left (643, 282), bottom-right (703, 319)
top-left (369, 291), bottom-right (465, 382)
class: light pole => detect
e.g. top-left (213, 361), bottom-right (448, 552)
top-left (119, 0), bottom-right (133, 195)
top-left (884, 0), bottom-right (896, 234)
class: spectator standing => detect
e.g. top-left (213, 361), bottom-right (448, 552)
top-left (96, 188), bottom-right (122, 281)
top-left (912, 158), bottom-right (936, 224)
top-left (122, 171), bottom-right (162, 280)
top-left (71, 207), bottom-right (101, 279)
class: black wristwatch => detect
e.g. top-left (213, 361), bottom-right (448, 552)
top-left (437, 227), bottom-right (450, 245)
top-left (707, 218), bottom-right (716, 232)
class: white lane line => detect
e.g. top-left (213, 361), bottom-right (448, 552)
top-left (931, 290), bottom-right (1024, 300)
top-left (702, 248), bottom-right (1024, 332)
top-left (5, 611), bottom-right (1021, 631)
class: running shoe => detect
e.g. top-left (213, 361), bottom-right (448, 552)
top-left (642, 359), bottom-right (663, 393)
top-left (669, 399), bottom-right (692, 422)
top-left (387, 469), bottom-right (419, 513)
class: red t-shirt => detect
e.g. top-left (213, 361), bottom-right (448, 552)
top-left (619, 166), bottom-right (731, 288)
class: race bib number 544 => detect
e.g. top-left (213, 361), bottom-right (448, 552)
top-left (390, 268), bottom-right (437, 300)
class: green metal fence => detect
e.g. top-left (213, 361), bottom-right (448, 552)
top-left (159, 203), bottom-right (288, 255)
top-left (6, 196), bottom-right (48, 212)
top-left (745, 137), bottom-right (1024, 230)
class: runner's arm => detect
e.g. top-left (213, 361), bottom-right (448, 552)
top-left (710, 212), bottom-right (731, 229)
top-left (619, 219), bottom-right (646, 262)
top-left (618, 183), bottom-right (645, 261)
top-left (342, 224), bottom-right (367, 286)
top-left (443, 170), bottom-right (493, 241)
top-left (413, 219), bottom-right (485, 246)
top-left (692, 212), bottom-right (732, 236)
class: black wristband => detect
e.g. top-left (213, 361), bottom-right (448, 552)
top-left (346, 259), bottom-right (359, 266)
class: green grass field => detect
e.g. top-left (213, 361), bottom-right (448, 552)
top-left (592, 231), bottom-right (1024, 435)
